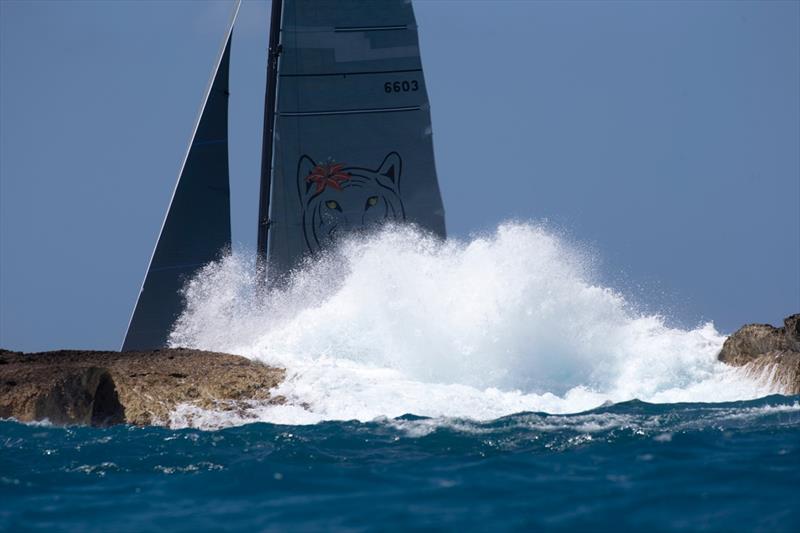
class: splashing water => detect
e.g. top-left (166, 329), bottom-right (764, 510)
top-left (168, 223), bottom-right (777, 427)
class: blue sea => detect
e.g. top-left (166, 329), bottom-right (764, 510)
top-left (2, 396), bottom-right (799, 531)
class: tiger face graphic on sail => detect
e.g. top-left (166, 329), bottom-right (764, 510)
top-left (297, 152), bottom-right (406, 253)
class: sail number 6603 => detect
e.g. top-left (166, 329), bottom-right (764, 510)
top-left (384, 80), bottom-right (419, 93)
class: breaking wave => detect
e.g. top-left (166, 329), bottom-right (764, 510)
top-left (168, 222), bottom-right (778, 426)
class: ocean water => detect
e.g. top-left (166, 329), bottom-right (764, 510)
top-left (3, 223), bottom-right (799, 530)
top-left (2, 398), bottom-right (799, 531)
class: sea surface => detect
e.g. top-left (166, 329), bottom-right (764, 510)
top-left (4, 224), bottom-right (798, 530)
top-left (2, 397), bottom-right (799, 531)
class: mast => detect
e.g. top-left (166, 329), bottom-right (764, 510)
top-left (256, 0), bottom-right (284, 284)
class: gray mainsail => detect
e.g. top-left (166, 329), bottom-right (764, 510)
top-left (122, 11), bottom-right (238, 351)
top-left (260, 0), bottom-right (446, 280)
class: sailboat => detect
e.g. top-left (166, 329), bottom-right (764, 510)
top-left (122, 0), bottom-right (446, 351)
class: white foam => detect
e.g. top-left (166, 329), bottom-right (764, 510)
top-left (168, 222), bottom-right (780, 427)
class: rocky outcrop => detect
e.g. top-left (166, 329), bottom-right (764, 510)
top-left (0, 348), bottom-right (284, 426)
top-left (718, 314), bottom-right (800, 394)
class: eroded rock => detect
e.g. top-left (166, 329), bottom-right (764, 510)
top-left (0, 348), bottom-right (284, 426)
top-left (718, 314), bottom-right (800, 394)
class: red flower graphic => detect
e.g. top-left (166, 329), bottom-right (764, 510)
top-left (306, 162), bottom-right (351, 193)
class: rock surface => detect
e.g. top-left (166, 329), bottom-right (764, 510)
top-left (718, 314), bottom-right (800, 394)
top-left (0, 348), bottom-right (284, 426)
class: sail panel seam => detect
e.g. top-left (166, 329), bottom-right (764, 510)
top-left (280, 105), bottom-right (420, 117)
top-left (334, 25), bottom-right (407, 32)
top-left (280, 68), bottom-right (422, 78)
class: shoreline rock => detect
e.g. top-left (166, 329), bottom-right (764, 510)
top-left (718, 314), bottom-right (800, 394)
top-left (3, 316), bottom-right (797, 428)
top-left (0, 348), bottom-right (284, 427)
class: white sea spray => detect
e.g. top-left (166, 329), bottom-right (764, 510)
top-left (168, 222), bottom-right (780, 428)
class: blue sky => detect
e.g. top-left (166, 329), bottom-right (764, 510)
top-left (1, 0), bottom-right (798, 352)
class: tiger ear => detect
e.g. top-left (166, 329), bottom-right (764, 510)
top-left (377, 152), bottom-right (402, 186)
top-left (297, 155), bottom-right (317, 198)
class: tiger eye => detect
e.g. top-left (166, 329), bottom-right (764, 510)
top-left (326, 200), bottom-right (339, 210)
top-left (367, 196), bottom-right (378, 206)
